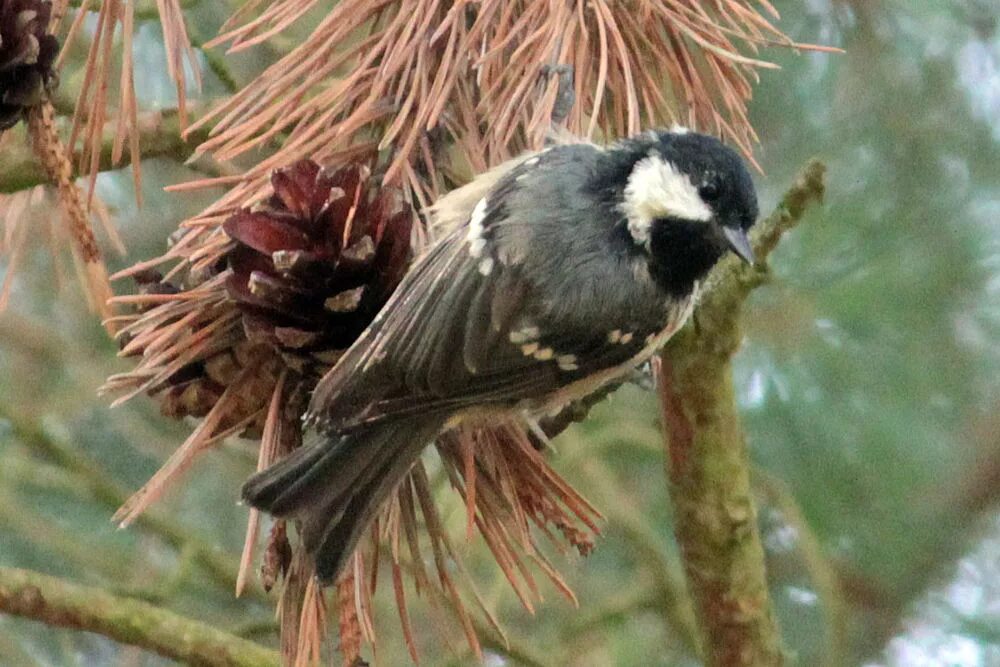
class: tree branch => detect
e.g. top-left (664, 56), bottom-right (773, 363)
top-left (0, 108), bottom-right (212, 193)
top-left (656, 160), bottom-right (827, 667)
top-left (0, 567), bottom-right (279, 667)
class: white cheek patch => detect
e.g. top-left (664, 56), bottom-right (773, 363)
top-left (621, 153), bottom-right (713, 246)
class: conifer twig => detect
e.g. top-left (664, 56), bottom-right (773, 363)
top-left (656, 160), bottom-right (827, 667)
top-left (0, 406), bottom-right (259, 600)
top-left (0, 566), bottom-right (279, 667)
top-left (25, 101), bottom-right (113, 325)
top-left (1, 107), bottom-right (212, 193)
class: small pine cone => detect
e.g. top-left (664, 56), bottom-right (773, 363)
top-left (121, 269), bottom-right (287, 438)
top-left (113, 159), bottom-right (415, 440)
top-left (0, 0), bottom-right (59, 130)
top-left (223, 159), bottom-right (414, 377)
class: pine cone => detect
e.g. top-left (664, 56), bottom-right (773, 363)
top-left (110, 158), bottom-right (415, 439)
top-left (0, 0), bottom-right (59, 131)
top-left (224, 159), bottom-right (414, 376)
top-left (120, 269), bottom-right (279, 437)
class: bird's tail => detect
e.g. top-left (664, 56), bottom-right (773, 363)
top-left (241, 416), bottom-right (445, 582)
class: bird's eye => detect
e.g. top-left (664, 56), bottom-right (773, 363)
top-left (698, 178), bottom-right (721, 202)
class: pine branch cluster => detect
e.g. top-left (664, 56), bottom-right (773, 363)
top-left (0, 1), bottom-right (832, 664)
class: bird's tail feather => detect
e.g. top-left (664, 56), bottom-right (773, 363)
top-left (242, 417), bottom-right (445, 582)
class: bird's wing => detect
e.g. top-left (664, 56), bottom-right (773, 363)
top-left (426, 133), bottom-right (597, 236)
top-left (306, 225), bottom-right (667, 432)
top-left (306, 151), bottom-right (688, 433)
top-left (426, 154), bottom-right (539, 236)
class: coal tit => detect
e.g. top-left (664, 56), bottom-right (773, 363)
top-left (242, 128), bottom-right (759, 582)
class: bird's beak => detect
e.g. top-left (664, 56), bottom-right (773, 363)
top-left (722, 226), bottom-right (755, 265)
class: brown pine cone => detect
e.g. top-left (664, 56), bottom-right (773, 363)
top-left (0, 0), bottom-right (59, 130)
top-left (111, 158), bottom-right (415, 440)
top-left (224, 159), bottom-right (414, 376)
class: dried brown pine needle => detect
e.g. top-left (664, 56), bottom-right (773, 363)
top-left (58, 0), bottom-right (198, 202)
top-left (180, 0), bottom-right (832, 222)
top-left (236, 368), bottom-right (289, 597)
top-left (24, 103), bottom-right (114, 324)
top-left (295, 572), bottom-right (328, 667)
top-left (0, 188), bottom-right (44, 311)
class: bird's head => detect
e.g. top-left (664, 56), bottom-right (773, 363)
top-left (603, 129), bottom-right (758, 295)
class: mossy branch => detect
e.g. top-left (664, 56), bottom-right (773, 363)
top-left (656, 160), bottom-right (827, 667)
top-left (0, 107), bottom-right (211, 193)
top-left (0, 567), bottom-right (279, 667)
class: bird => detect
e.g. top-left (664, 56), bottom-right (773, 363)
top-left (242, 127), bottom-right (759, 583)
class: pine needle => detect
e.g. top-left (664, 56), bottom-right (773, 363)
top-left (58, 0), bottom-right (198, 202)
top-left (25, 103), bottom-right (113, 326)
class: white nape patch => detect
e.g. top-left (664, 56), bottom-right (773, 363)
top-left (466, 197), bottom-right (489, 257)
top-left (521, 342), bottom-right (540, 356)
top-left (533, 347), bottom-right (554, 361)
top-left (478, 257), bottom-right (494, 275)
top-left (557, 354), bottom-right (578, 371)
top-left (621, 152), bottom-right (713, 246)
top-left (669, 123), bottom-right (690, 134)
top-left (619, 332), bottom-right (634, 344)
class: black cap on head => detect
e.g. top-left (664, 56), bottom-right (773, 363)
top-left (610, 128), bottom-right (759, 293)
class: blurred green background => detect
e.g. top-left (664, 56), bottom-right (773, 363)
top-left (3, 0), bottom-right (1000, 665)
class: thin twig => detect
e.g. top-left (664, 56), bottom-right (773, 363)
top-left (753, 468), bottom-right (848, 667)
top-left (655, 160), bottom-right (827, 667)
top-left (2, 107), bottom-right (212, 193)
top-left (0, 567), bottom-right (279, 667)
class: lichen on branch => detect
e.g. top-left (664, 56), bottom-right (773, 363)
top-left (656, 160), bottom-right (827, 667)
top-left (0, 566), bottom-right (280, 667)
